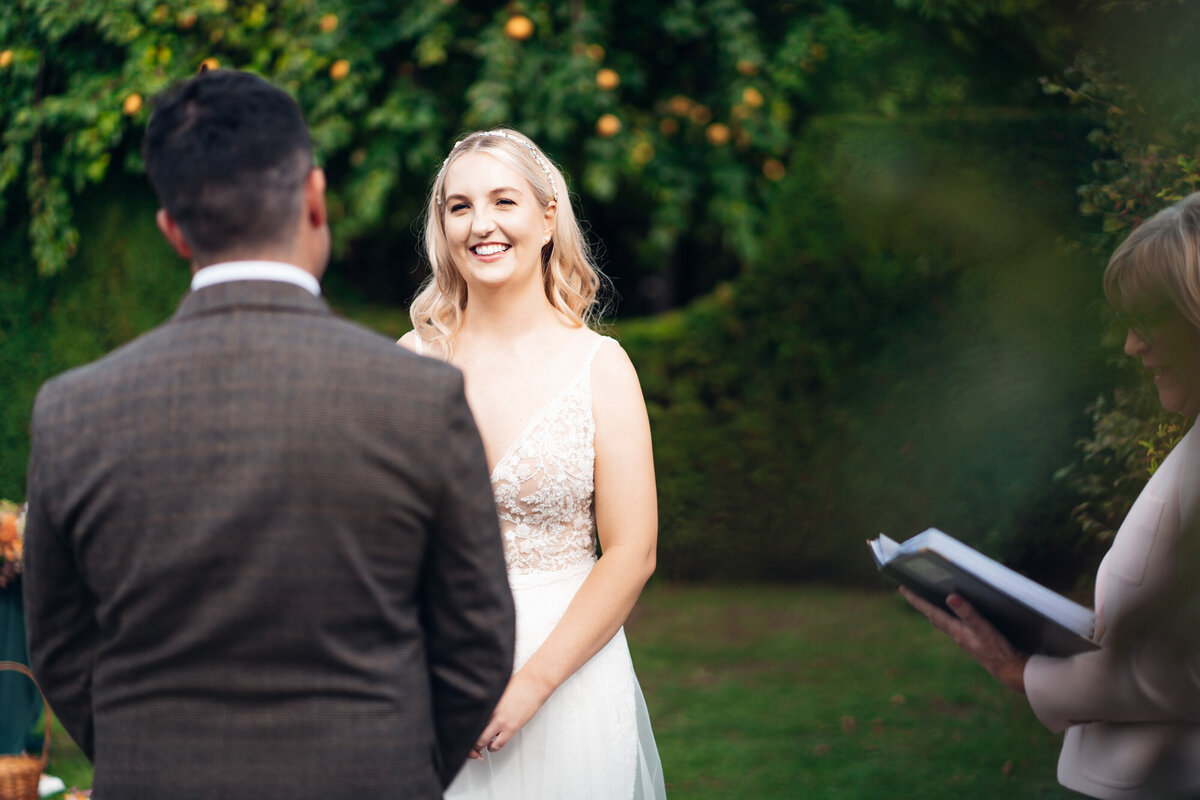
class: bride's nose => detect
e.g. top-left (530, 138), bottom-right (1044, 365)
top-left (471, 208), bottom-right (496, 237)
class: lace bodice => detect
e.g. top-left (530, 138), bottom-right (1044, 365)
top-left (489, 337), bottom-right (610, 575)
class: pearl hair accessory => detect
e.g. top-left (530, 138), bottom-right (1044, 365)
top-left (437, 130), bottom-right (559, 206)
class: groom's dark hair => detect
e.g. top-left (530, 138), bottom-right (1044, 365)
top-left (143, 69), bottom-right (314, 261)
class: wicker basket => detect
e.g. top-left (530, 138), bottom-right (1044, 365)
top-left (0, 661), bottom-right (49, 800)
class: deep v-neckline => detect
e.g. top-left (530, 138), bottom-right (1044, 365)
top-left (486, 352), bottom-right (591, 481)
top-left (483, 337), bottom-right (606, 481)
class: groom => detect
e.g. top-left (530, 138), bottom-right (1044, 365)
top-left (22, 69), bottom-right (514, 798)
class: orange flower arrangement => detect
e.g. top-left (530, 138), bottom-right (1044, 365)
top-left (0, 499), bottom-right (26, 589)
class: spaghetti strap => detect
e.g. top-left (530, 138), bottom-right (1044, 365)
top-left (582, 335), bottom-right (614, 370)
top-left (413, 336), bottom-right (424, 356)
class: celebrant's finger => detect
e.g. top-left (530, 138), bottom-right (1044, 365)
top-left (900, 587), bottom-right (949, 623)
top-left (946, 594), bottom-right (1004, 645)
top-left (946, 593), bottom-right (977, 622)
top-left (899, 586), bottom-right (932, 614)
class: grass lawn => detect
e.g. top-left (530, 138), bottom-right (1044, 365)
top-left (39, 584), bottom-right (1073, 798)
top-left (630, 584), bottom-right (1073, 799)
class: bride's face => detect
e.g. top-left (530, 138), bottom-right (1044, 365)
top-left (441, 151), bottom-right (555, 293)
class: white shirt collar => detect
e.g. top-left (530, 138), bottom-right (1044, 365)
top-left (190, 261), bottom-right (321, 297)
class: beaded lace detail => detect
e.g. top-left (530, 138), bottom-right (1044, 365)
top-left (490, 337), bottom-right (610, 575)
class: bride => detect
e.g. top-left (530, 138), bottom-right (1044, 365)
top-left (399, 128), bottom-right (667, 799)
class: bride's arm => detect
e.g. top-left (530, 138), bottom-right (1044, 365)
top-left (475, 339), bottom-right (658, 755)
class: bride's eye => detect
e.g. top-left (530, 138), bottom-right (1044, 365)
top-left (497, 198), bottom-right (516, 206)
top-left (449, 202), bottom-right (468, 212)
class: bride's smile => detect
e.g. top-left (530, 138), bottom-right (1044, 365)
top-left (471, 242), bottom-right (512, 258)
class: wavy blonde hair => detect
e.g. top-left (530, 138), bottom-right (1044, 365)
top-left (1105, 192), bottom-right (1200, 331)
top-left (409, 129), bottom-right (606, 354)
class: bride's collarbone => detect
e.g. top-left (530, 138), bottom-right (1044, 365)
top-left (462, 337), bottom-right (601, 451)
top-left (455, 323), bottom-right (596, 361)
top-left (465, 365), bottom-right (572, 418)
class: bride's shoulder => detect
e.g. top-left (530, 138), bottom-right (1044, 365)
top-left (585, 327), bottom-right (627, 358)
top-left (586, 332), bottom-right (641, 392)
top-left (397, 331), bottom-right (450, 361)
top-left (587, 332), bottom-right (650, 439)
top-left (396, 331), bottom-right (420, 352)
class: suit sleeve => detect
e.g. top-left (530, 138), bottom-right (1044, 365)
top-left (419, 372), bottom-right (515, 787)
top-left (22, 390), bottom-right (98, 760)
top-left (1026, 641), bottom-right (1200, 732)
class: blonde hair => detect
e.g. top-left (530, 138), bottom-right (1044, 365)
top-left (409, 129), bottom-right (606, 354)
top-left (1105, 192), bottom-right (1200, 331)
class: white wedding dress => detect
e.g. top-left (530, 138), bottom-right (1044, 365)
top-left (445, 335), bottom-right (667, 800)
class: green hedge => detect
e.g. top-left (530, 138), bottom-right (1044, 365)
top-left (1, 179), bottom-right (187, 500)
top-left (620, 111), bottom-right (1110, 584)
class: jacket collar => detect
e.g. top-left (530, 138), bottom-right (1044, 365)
top-left (171, 280), bottom-right (331, 323)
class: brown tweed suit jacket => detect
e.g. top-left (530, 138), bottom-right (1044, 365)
top-left (23, 280), bottom-right (515, 798)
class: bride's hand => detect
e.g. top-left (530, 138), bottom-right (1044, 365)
top-left (469, 670), bottom-right (553, 758)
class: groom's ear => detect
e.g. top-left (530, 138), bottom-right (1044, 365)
top-left (303, 168), bottom-right (328, 230)
top-left (155, 209), bottom-right (194, 261)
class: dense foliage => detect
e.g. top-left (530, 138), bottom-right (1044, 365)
top-left (2, 0), bottom-right (1073, 307)
top-left (1048, 0), bottom-right (1200, 559)
top-left (0, 182), bottom-right (187, 501)
top-left (624, 111), bottom-right (1103, 582)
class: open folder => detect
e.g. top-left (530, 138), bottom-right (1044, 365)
top-left (868, 528), bottom-right (1099, 657)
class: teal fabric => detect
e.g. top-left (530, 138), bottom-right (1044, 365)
top-left (0, 580), bottom-right (42, 755)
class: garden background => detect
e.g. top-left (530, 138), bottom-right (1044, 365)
top-left (2, 0), bottom-right (1199, 795)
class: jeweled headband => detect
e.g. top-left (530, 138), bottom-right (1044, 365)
top-left (436, 130), bottom-right (559, 207)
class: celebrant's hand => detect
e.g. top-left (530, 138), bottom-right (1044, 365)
top-left (469, 670), bottom-right (552, 758)
top-left (900, 587), bottom-right (1029, 694)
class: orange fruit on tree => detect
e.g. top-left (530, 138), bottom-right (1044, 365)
top-left (688, 104), bottom-right (712, 125)
top-left (0, 50), bottom-right (12, 69)
top-left (123, 93), bottom-right (143, 115)
top-left (742, 87), bottom-right (764, 108)
top-left (706, 123), bottom-right (730, 145)
top-left (330, 59), bottom-right (350, 80)
top-left (596, 114), bottom-right (621, 137)
top-left (504, 15), bottom-right (534, 40)
top-left (595, 68), bottom-right (619, 90)
top-left (667, 95), bottom-right (691, 115)
top-left (763, 159), bottom-right (786, 181)
top-left (200, 57), bottom-right (220, 71)
top-left (320, 13), bottom-right (338, 32)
